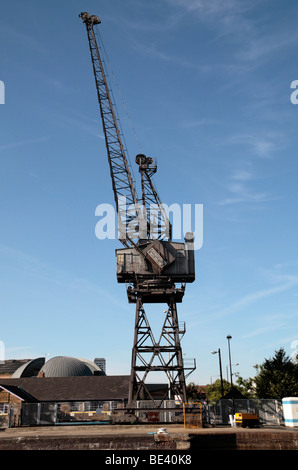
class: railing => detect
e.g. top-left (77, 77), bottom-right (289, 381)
top-left (0, 398), bottom-right (286, 428)
top-left (206, 399), bottom-right (284, 426)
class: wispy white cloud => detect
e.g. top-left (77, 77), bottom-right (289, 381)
top-left (274, 261), bottom-right (298, 271)
top-left (231, 169), bottom-right (252, 181)
top-left (225, 133), bottom-right (283, 158)
top-left (167, 0), bottom-right (248, 17)
top-left (213, 275), bottom-right (298, 321)
top-left (0, 23), bottom-right (48, 54)
top-left (0, 243), bottom-right (128, 310)
top-left (0, 136), bottom-right (50, 152)
top-left (166, 0), bottom-right (257, 39)
top-left (242, 323), bottom-right (287, 339)
top-left (219, 166), bottom-right (274, 206)
top-left (181, 118), bottom-right (221, 129)
top-left (258, 268), bottom-right (298, 288)
top-left (242, 310), bottom-right (298, 341)
top-left (4, 345), bottom-right (36, 360)
top-left (190, 273), bottom-right (298, 330)
top-left (238, 29), bottom-right (298, 63)
top-left (227, 280), bottom-right (297, 313)
top-left (217, 129), bottom-right (283, 205)
top-left (58, 112), bottom-right (104, 139)
top-left (129, 37), bottom-right (210, 72)
top-left (119, 3), bottom-right (182, 32)
top-left (219, 183), bottom-right (272, 206)
top-left (125, 1), bottom-right (256, 70)
top-left (167, 0), bottom-right (297, 69)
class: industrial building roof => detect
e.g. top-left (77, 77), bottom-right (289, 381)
top-left (0, 359), bottom-right (32, 376)
top-left (11, 357), bottom-right (45, 378)
top-left (0, 356), bottom-right (105, 379)
top-left (0, 384), bottom-right (36, 402)
top-left (0, 376), bottom-right (130, 402)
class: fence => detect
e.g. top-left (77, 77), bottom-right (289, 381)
top-left (135, 400), bottom-right (179, 423)
top-left (206, 399), bottom-right (284, 426)
top-left (0, 398), bottom-right (285, 427)
top-left (3, 401), bottom-right (122, 427)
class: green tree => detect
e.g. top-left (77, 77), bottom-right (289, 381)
top-left (253, 347), bottom-right (298, 399)
top-left (186, 382), bottom-right (203, 402)
top-left (235, 375), bottom-right (256, 398)
top-left (205, 379), bottom-right (231, 401)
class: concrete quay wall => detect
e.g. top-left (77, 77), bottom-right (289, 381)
top-left (0, 425), bottom-right (298, 451)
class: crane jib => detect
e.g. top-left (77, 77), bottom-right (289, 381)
top-left (79, 12), bottom-right (172, 249)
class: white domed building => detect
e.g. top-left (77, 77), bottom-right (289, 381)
top-left (39, 356), bottom-right (95, 377)
top-left (10, 356), bottom-right (105, 378)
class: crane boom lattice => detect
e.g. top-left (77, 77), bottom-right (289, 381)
top-left (80, 12), bottom-right (139, 246)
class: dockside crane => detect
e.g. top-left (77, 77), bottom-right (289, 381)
top-left (79, 12), bottom-right (196, 406)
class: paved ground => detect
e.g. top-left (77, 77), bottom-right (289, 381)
top-left (1, 423), bottom-right (297, 437)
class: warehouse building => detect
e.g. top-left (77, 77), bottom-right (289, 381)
top-left (0, 356), bottom-right (169, 427)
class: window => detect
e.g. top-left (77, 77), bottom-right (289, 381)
top-left (0, 403), bottom-right (8, 414)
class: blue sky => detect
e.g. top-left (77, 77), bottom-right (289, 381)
top-left (1, 0), bottom-right (298, 385)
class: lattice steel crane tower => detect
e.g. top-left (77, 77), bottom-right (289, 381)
top-left (79, 12), bottom-right (196, 406)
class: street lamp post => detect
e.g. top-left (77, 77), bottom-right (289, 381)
top-left (226, 363), bottom-right (239, 382)
top-left (226, 335), bottom-right (233, 388)
top-left (211, 349), bottom-right (224, 398)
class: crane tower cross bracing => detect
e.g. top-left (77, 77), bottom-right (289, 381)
top-left (79, 12), bottom-right (196, 406)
